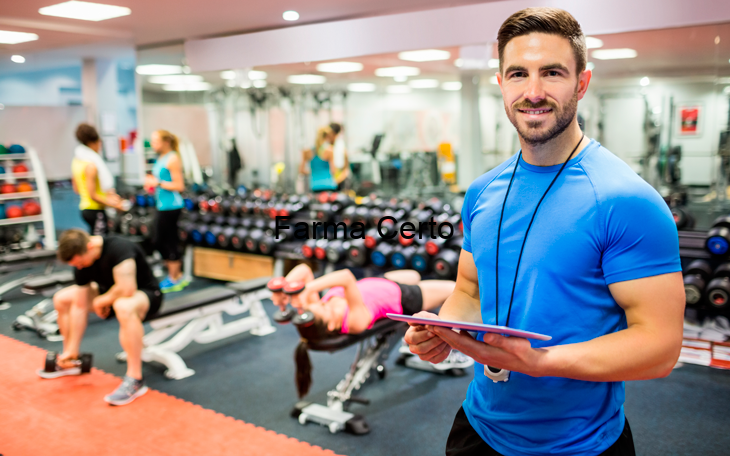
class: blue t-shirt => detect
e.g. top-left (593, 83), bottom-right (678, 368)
top-left (460, 139), bottom-right (680, 456)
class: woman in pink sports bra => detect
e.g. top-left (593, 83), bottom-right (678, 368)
top-left (271, 264), bottom-right (455, 397)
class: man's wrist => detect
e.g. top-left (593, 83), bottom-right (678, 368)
top-left (530, 346), bottom-right (559, 378)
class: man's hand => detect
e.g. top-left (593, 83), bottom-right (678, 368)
top-left (429, 327), bottom-right (545, 376)
top-left (404, 311), bottom-right (452, 364)
top-left (92, 295), bottom-right (112, 319)
top-left (57, 351), bottom-right (79, 369)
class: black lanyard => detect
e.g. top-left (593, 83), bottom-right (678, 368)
top-left (495, 135), bottom-right (584, 327)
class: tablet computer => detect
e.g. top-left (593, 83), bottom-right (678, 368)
top-left (386, 314), bottom-right (552, 341)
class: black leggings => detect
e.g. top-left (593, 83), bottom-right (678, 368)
top-left (153, 209), bottom-right (182, 261)
top-left (81, 209), bottom-right (108, 236)
top-left (445, 407), bottom-right (635, 456)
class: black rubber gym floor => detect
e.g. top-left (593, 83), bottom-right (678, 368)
top-left (1, 271), bottom-right (729, 456)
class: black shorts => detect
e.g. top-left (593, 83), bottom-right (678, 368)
top-left (397, 282), bottom-right (423, 316)
top-left (81, 209), bottom-right (108, 236)
top-left (103, 288), bottom-right (163, 322)
top-left (153, 209), bottom-right (182, 261)
top-left (445, 406), bottom-right (636, 456)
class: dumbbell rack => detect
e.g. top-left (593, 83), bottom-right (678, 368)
top-left (0, 146), bottom-right (56, 249)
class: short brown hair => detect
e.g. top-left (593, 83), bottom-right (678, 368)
top-left (75, 123), bottom-right (100, 146)
top-left (497, 7), bottom-right (587, 75)
top-left (58, 229), bottom-right (90, 262)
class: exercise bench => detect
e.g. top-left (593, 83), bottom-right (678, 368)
top-left (12, 269), bottom-right (75, 340)
top-left (0, 249), bottom-right (62, 310)
top-left (117, 277), bottom-right (275, 380)
top-left (292, 318), bottom-right (406, 435)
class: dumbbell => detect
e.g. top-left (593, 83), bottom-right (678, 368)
top-left (197, 195), bottom-right (211, 212)
top-left (138, 215), bottom-right (153, 238)
top-left (301, 239), bottom-right (317, 259)
top-left (364, 227), bottom-right (389, 250)
top-left (267, 277), bottom-right (296, 323)
top-left (230, 227), bottom-right (250, 250)
top-left (342, 206), bottom-right (357, 225)
top-left (410, 246), bottom-right (431, 273)
top-left (426, 235), bottom-right (464, 256)
top-left (208, 196), bottom-right (223, 213)
top-left (217, 226), bottom-right (237, 248)
top-left (325, 240), bottom-right (350, 263)
top-left (313, 239), bottom-right (329, 260)
top-left (683, 260), bottom-right (713, 307)
top-left (706, 264), bottom-right (730, 314)
top-left (706, 216), bottom-right (730, 256)
top-left (371, 242), bottom-right (396, 268)
top-left (206, 225), bottom-right (225, 246)
top-left (244, 228), bottom-right (265, 252)
top-left (43, 352), bottom-right (92, 374)
top-left (672, 207), bottom-right (694, 230)
top-left (391, 245), bottom-right (416, 269)
top-left (347, 239), bottom-right (369, 266)
top-left (286, 281), bottom-right (315, 327)
top-left (259, 231), bottom-right (287, 255)
top-left (127, 214), bottom-right (142, 236)
top-left (190, 223), bottom-right (211, 245)
top-left (433, 249), bottom-right (460, 279)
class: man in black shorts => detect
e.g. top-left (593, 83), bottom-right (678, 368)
top-left (39, 229), bottom-right (162, 406)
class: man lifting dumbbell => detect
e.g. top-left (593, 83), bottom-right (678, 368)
top-left (38, 229), bottom-right (162, 406)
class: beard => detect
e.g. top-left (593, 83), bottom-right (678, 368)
top-left (506, 90), bottom-right (579, 146)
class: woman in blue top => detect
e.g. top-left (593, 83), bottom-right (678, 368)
top-left (145, 130), bottom-right (188, 293)
top-left (299, 126), bottom-right (337, 192)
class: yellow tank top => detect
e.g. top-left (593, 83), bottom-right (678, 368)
top-left (72, 158), bottom-right (105, 210)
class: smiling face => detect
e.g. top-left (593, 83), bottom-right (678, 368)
top-left (498, 32), bottom-right (590, 146)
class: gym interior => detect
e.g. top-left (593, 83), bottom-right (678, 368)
top-left (1, 1), bottom-right (730, 455)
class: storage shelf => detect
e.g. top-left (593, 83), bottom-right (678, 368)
top-left (0, 173), bottom-right (35, 180)
top-left (0, 215), bottom-right (43, 226)
top-left (0, 191), bottom-right (39, 201)
top-left (0, 154), bottom-right (29, 161)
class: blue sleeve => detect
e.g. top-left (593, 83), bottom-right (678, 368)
top-left (600, 189), bottom-right (681, 284)
top-left (461, 189), bottom-right (474, 254)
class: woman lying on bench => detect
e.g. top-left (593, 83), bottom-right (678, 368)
top-left (271, 264), bottom-right (455, 397)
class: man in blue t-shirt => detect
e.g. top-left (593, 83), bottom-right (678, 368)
top-left (405, 7), bottom-right (684, 456)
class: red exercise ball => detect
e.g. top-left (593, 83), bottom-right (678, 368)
top-left (6, 205), bottom-right (23, 218)
top-left (17, 182), bottom-right (33, 192)
top-left (12, 163), bottom-right (28, 174)
top-left (22, 200), bottom-right (41, 216)
top-left (1, 183), bottom-right (16, 194)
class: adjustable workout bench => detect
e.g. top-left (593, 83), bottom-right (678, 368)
top-left (0, 249), bottom-right (63, 310)
top-left (12, 270), bottom-right (75, 340)
top-left (292, 318), bottom-right (406, 435)
top-left (117, 277), bottom-right (275, 380)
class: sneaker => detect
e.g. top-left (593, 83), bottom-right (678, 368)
top-left (37, 362), bottom-right (81, 379)
top-left (432, 350), bottom-right (474, 371)
top-left (104, 376), bottom-right (148, 406)
top-left (160, 276), bottom-right (189, 294)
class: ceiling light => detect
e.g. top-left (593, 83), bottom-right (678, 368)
top-left (287, 74), bottom-right (326, 84)
top-left (592, 48), bottom-right (637, 60)
top-left (585, 37), bottom-right (604, 49)
top-left (398, 49), bottom-right (451, 62)
top-left (490, 76), bottom-right (499, 85)
top-left (0, 31), bottom-right (39, 45)
top-left (11, 55), bottom-right (25, 64)
top-left (316, 62), bottom-right (363, 73)
top-left (163, 82), bottom-right (212, 92)
top-left (393, 75), bottom-right (408, 82)
top-left (148, 75), bottom-right (203, 84)
top-left (249, 70), bottom-right (267, 80)
top-left (283, 10), bottom-right (299, 21)
top-left (586, 62), bottom-right (595, 71)
top-left (226, 80), bottom-right (236, 87)
top-left (640, 77), bottom-right (650, 86)
top-left (252, 80), bottom-right (267, 88)
top-left (39, 1), bottom-right (131, 22)
top-left (347, 83), bottom-right (376, 92)
top-left (488, 59), bottom-right (500, 69)
top-left (136, 64), bottom-right (183, 75)
top-left (454, 58), bottom-right (463, 68)
top-left (408, 79), bottom-right (439, 89)
top-left (220, 70), bottom-right (236, 80)
top-left (375, 66), bottom-right (420, 78)
top-left (442, 82), bottom-right (462, 91)
top-left (240, 81), bottom-right (251, 89)
top-left (387, 85), bottom-right (411, 94)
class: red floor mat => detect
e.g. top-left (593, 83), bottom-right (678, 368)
top-left (0, 335), bottom-right (342, 456)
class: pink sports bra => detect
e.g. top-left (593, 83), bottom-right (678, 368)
top-left (321, 278), bottom-right (402, 334)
